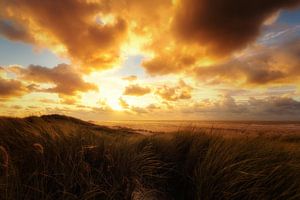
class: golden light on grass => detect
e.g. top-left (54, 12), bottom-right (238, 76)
top-left (33, 143), bottom-right (44, 154)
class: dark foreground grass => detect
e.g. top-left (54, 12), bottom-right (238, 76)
top-left (0, 115), bottom-right (299, 200)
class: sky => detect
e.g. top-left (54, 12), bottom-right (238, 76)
top-left (0, 0), bottom-right (300, 121)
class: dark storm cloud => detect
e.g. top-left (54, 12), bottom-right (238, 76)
top-left (174, 0), bottom-right (300, 56)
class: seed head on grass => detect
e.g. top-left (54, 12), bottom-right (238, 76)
top-left (33, 143), bottom-right (44, 154)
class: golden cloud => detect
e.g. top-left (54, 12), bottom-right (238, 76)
top-left (142, 46), bottom-right (199, 75)
top-left (8, 64), bottom-right (98, 96)
top-left (0, 0), bottom-right (127, 71)
top-left (1, 0), bottom-right (300, 77)
top-left (0, 77), bottom-right (27, 99)
top-left (122, 75), bottom-right (138, 81)
top-left (156, 80), bottom-right (193, 101)
top-left (0, 20), bottom-right (34, 43)
top-left (123, 84), bottom-right (151, 96)
top-left (192, 39), bottom-right (300, 86)
top-left (0, 0), bottom-right (300, 114)
top-left (141, 0), bottom-right (300, 75)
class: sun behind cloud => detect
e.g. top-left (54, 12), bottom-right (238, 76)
top-left (0, 0), bottom-right (300, 120)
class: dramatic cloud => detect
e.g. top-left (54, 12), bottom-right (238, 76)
top-left (124, 84), bottom-right (151, 96)
top-left (0, 0), bottom-right (175, 72)
top-left (142, 49), bottom-right (198, 75)
top-left (0, 20), bottom-right (34, 42)
top-left (193, 38), bottom-right (300, 86)
top-left (0, 77), bottom-right (27, 99)
top-left (0, 0), bottom-right (127, 71)
top-left (142, 1), bottom-right (300, 76)
top-left (173, 0), bottom-right (300, 56)
top-left (193, 59), bottom-right (285, 85)
top-left (9, 64), bottom-right (98, 96)
top-left (156, 80), bottom-right (193, 101)
top-left (1, 0), bottom-right (300, 120)
top-left (1, 0), bottom-right (300, 75)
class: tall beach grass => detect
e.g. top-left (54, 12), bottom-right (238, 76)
top-left (0, 115), bottom-right (299, 199)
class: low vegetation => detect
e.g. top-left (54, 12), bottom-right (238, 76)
top-left (0, 115), bottom-right (299, 200)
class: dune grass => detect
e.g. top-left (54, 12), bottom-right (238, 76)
top-left (0, 115), bottom-right (299, 200)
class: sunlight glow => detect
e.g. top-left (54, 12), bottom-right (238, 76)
top-left (108, 99), bottom-right (123, 111)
